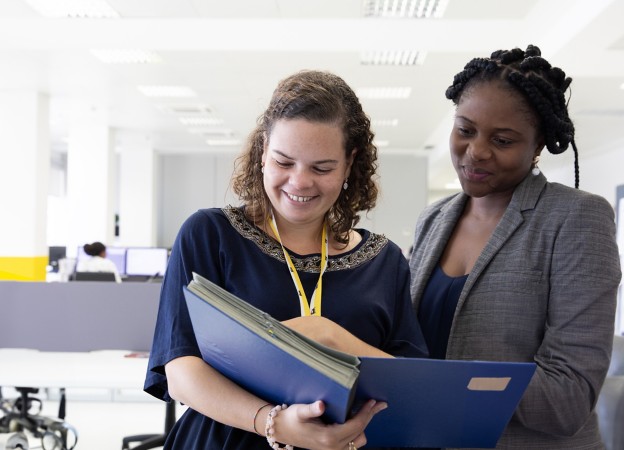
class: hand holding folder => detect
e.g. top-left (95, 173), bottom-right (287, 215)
top-left (184, 273), bottom-right (536, 448)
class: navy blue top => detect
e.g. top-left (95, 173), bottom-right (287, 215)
top-left (417, 265), bottom-right (467, 359)
top-left (144, 206), bottom-right (428, 450)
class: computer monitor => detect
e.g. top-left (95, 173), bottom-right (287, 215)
top-left (48, 246), bottom-right (67, 273)
top-left (76, 246), bottom-right (127, 274)
top-left (125, 247), bottom-right (168, 277)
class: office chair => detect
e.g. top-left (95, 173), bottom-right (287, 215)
top-left (121, 401), bottom-right (176, 450)
top-left (72, 271), bottom-right (117, 282)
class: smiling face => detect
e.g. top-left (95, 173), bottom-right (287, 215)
top-left (450, 80), bottom-right (544, 200)
top-left (262, 118), bottom-right (354, 230)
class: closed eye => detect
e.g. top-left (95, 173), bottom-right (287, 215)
top-left (274, 159), bottom-right (293, 168)
top-left (492, 136), bottom-right (513, 146)
top-left (457, 126), bottom-right (474, 137)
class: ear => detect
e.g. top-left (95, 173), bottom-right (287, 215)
top-left (534, 140), bottom-right (545, 160)
top-left (262, 132), bottom-right (269, 165)
top-left (345, 148), bottom-right (357, 178)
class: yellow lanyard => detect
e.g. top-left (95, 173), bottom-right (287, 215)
top-left (268, 213), bottom-right (328, 316)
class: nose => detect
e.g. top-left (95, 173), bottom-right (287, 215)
top-left (289, 167), bottom-right (314, 190)
top-left (467, 137), bottom-right (492, 161)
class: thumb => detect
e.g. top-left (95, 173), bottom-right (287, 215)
top-left (296, 400), bottom-right (325, 420)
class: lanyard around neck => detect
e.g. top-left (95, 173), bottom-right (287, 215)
top-left (268, 213), bottom-right (329, 316)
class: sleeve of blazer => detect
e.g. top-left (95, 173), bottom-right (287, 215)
top-left (515, 192), bottom-right (622, 436)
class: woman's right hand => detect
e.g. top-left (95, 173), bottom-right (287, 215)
top-left (265, 399), bottom-right (387, 450)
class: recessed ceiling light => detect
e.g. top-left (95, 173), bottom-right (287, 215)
top-left (179, 117), bottom-right (224, 126)
top-left (138, 86), bottom-right (197, 98)
top-left (91, 49), bottom-right (163, 64)
top-left (206, 139), bottom-right (241, 147)
top-left (620, 82), bottom-right (624, 90)
top-left (363, 0), bottom-right (449, 18)
top-left (374, 140), bottom-right (390, 147)
top-left (361, 50), bottom-right (426, 66)
top-left (188, 128), bottom-right (234, 137)
top-left (372, 119), bottom-right (399, 127)
top-left (356, 87), bottom-right (412, 99)
top-left (23, 0), bottom-right (120, 18)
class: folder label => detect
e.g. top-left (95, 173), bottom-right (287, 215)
top-left (467, 376), bottom-right (511, 391)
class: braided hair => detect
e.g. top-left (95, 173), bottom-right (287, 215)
top-left (445, 45), bottom-right (579, 188)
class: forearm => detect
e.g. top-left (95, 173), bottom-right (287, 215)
top-left (165, 355), bottom-right (268, 434)
top-left (282, 316), bottom-right (393, 358)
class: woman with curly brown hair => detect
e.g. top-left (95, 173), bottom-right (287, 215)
top-left (145, 70), bottom-right (427, 450)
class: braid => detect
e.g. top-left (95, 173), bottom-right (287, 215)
top-left (445, 44), bottom-right (580, 188)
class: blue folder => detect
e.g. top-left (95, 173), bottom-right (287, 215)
top-left (183, 274), bottom-right (536, 448)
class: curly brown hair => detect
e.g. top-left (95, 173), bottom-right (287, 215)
top-left (231, 70), bottom-right (379, 244)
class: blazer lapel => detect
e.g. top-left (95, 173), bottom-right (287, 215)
top-left (455, 173), bottom-right (546, 311)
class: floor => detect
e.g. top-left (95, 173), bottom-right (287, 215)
top-left (1, 387), bottom-right (187, 450)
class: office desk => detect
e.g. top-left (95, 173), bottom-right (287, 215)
top-left (0, 348), bottom-right (148, 390)
top-left (0, 349), bottom-right (174, 450)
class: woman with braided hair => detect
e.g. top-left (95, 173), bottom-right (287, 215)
top-left (410, 45), bottom-right (621, 448)
top-left (145, 69), bottom-right (428, 449)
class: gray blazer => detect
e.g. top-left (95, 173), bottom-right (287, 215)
top-left (409, 173), bottom-right (622, 449)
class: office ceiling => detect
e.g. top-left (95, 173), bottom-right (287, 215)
top-left (1, 0), bottom-right (623, 191)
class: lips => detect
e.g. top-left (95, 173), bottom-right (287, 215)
top-left (462, 165), bottom-right (491, 182)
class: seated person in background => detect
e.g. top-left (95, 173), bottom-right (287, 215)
top-left (76, 241), bottom-right (122, 283)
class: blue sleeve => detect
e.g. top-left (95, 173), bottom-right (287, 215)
top-left (143, 209), bottom-right (226, 401)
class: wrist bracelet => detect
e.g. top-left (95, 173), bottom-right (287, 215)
top-left (265, 404), bottom-right (293, 450)
top-left (253, 403), bottom-right (271, 435)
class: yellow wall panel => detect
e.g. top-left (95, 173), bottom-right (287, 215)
top-left (0, 256), bottom-right (47, 281)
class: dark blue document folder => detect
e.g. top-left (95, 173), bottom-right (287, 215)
top-left (183, 274), bottom-right (536, 448)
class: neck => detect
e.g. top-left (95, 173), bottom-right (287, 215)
top-left (269, 214), bottom-right (326, 254)
top-left (466, 193), bottom-right (512, 221)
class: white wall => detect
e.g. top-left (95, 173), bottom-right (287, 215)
top-left (158, 152), bottom-right (239, 248)
top-left (156, 152), bottom-right (428, 253)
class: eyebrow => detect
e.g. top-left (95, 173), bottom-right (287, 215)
top-left (272, 149), bottom-right (339, 165)
top-left (455, 115), bottom-right (522, 135)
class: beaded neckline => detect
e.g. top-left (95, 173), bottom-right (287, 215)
top-left (222, 205), bottom-right (388, 273)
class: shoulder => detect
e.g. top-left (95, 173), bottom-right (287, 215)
top-left (539, 182), bottom-right (615, 221)
top-left (178, 206), bottom-right (240, 237)
top-left (414, 192), bottom-right (465, 232)
top-left (360, 230), bottom-right (405, 263)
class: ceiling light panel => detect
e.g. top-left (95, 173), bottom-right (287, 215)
top-left (179, 117), bottom-right (224, 126)
top-left (138, 86), bottom-right (197, 98)
top-left (23, 0), bottom-right (120, 18)
top-left (361, 50), bottom-right (426, 66)
top-left (188, 128), bottom-right (234, 137)
top-left (90, 49), bottom-right (163, 64)
top-left (206, 139), bottom-right (241, 147)
top-left (356, 87), bottom-right (412, 99)
top-left (363, 0), bottom-right (449, 18)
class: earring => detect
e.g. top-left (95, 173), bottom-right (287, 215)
top-left (343, 180), bottom-right (348, 190)
top-left (531, 156), bottom-right (540, 176)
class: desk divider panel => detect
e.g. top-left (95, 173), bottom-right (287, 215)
top-left (0, 281), bottom-right (161, 352)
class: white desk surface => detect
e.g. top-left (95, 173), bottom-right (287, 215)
top-left (0, 348), bottom-right (149, 390)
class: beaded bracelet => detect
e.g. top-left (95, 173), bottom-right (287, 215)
top-left (265, 403), bottom-right (293, 450)
top-left (253, 403), bottom-right (271, 435)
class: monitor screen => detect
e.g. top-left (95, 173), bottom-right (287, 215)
top-left (48, 246), bottom-right (67, 272)
top-left (76, 246), bottom-right (126, 274)
top-left (125, 247), bottom-right (168, 277)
